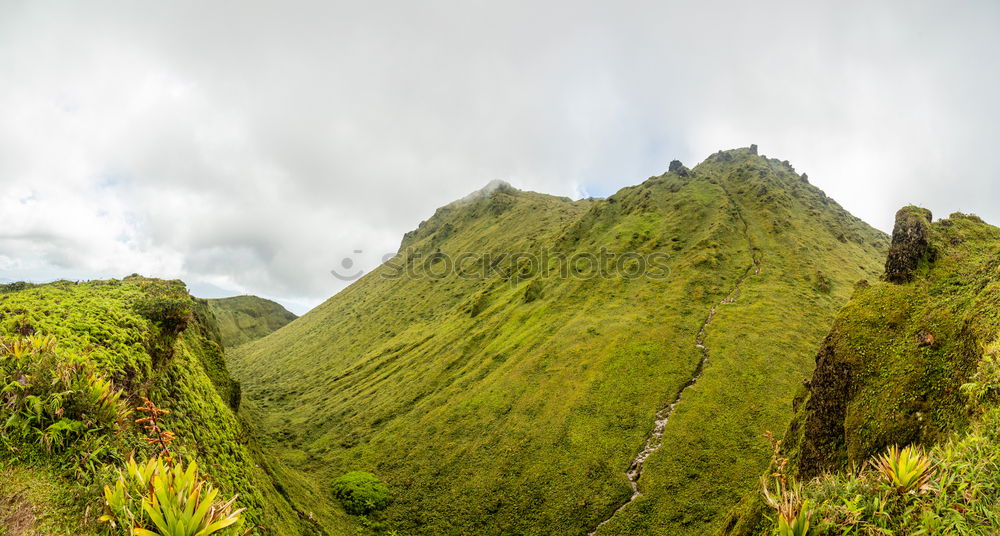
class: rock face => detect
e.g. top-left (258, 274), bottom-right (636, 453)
top-left (884, 206), bottom-right (933, 283)
top-left (797, 333), bottom-right (852, 479)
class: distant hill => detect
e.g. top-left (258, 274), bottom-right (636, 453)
top-left (721, 208), bottom-right (1000, 535)
top-left (229, 148), bottom-right (889, 535)
top-left (207, 295), bottom-right (297, 348)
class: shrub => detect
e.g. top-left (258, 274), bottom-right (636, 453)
top-left (961, 337), bottom-right (1000, 405)
top-left (332, 471), bottom-right (392, 515)
top-left (813, 271), bottom-right (832, 293)
top-left (0, 335), bottom-right (128, 468)
top-left (0, 281), bottom-right (33, 294)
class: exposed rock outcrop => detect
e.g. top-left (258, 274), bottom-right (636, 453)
top-left (884, 206), bottom-right (933, 283)
top-left (668, 159), bottom-right (690, 176)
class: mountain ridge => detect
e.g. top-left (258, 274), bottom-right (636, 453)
top-left (229, 147), bottom-right (888, 535)
top-left (11, 148), bottom-right (1000, 536)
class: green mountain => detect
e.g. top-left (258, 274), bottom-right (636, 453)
top-left (207, 295), bottom-right (298, 348)
top-left (721, 208), bottom-right (1000, 535)
top-left (0, 277), bottom-right (315, 534)
top-left (228, 148), bottom-right (888, 535)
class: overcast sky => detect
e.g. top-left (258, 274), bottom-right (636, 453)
top-left (1, 1), bottom-right (998, 314)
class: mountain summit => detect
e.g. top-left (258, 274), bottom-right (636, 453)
top-left (228, 148), bottom-right (888, 535)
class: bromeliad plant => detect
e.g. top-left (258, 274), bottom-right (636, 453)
top-left (761, 431), bottom-right (813, 536)
top-left (101, 457), bottom-right (248, 536)
top-left (871, 445), bottom-right (934, 495)
top-left (135, 397), bottom-right (177, 463)
top-left (100, 397), bottom-right (251, 536)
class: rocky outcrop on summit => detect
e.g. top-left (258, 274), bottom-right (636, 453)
top-left (668, 159), bottom-right (690, 176)
top-left (884, 206), bottom-right (933, 283)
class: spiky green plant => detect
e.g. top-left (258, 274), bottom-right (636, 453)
top-left (101, 457), bottom-right (249, 536)
top-left (871, 445), bottom-right (934, 494)
top-left (776, 500), bottom-right (812, 536)
top-left (761, 432), bottom-right (812, 536)
top-left (762, 477), bottom-right (812, 536)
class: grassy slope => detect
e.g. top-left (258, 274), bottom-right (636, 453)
top-left (596, 154), bottom-right (886, 535)
top-left (719, 211), bottom-right (1000, 535)
top-left (229, 149), bottom-right (887, 535)
top-left (207, 295), bottom-right (298, 349)
top-left (0, 278), bottom-right (313, 535)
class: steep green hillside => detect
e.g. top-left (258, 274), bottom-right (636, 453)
top-left (720, 208), bottom-right (1000, 535)
top-left (0, 277), bottom-right (319, 535)
top-left (207, 295), bottom-right (298, 348)
top-left (229, 148), bottom-right (888, 535)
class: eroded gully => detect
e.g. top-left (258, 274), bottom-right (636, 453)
top-left (588, 193), bottom-right (761, 535)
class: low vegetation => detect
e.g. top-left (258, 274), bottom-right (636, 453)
top-left (0, 278), bottom-right (307, 534)
top-left (761, 408), bottom-right (1000, 535)
top-left (0, 335), bottom-right (129, 478)
top-left (101, 399), bottom-right (248, 536)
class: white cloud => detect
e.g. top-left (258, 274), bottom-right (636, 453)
top-left (1, 0), bottom-right (998, 314)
